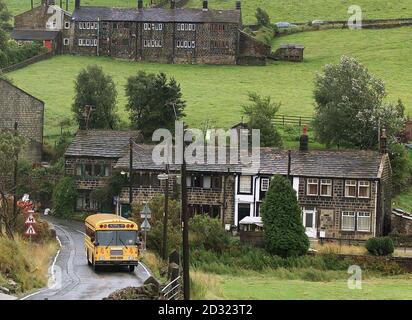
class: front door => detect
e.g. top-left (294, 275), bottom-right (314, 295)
top-left (237, 204), bottom-right (251, 227)
top-left (302, 208), bottom-right (317, 238)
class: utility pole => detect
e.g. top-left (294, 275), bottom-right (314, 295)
top-left (12, 122), bottom-right (18, 229)
top-left (162, 164), bottom-right (170, 261)
top-left (181, 123), bottom-right (190, 300)
top-left (129, 137), bottom-right (134, 218)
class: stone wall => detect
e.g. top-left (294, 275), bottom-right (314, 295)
top-left (298, 178), bottom-right (378, 240)
top-left (0, 79), bottom-right (44, 164)
top-left (70, 20), bottom-right (240, 65)
top-left (14, 3), bottom-right (52, 29)
top-left (119, 173), bottom-right (236, 225)
top-left (237, 31), bottom-right (270, 65)
top-left (391, 214), bottom-right (412, 235)
top-left (65, 156), bottom-right (118, 190)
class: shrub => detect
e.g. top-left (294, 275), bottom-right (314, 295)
top-left (261, 175), bottom-right (309, 257)
top-left (189, 215), bottom-right (232, 254)
top-left (365, 237), bottom-right (395, 256)
top-left (52, 176), bottom-right (78, 217)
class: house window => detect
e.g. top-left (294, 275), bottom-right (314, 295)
top-left (261, 178), bottom-right (270, 192)
top-left (78, 39), bottom-right (83, 46)
top-left (345, 180), bottom-right (357, 198)
top-left (79, 22), bottom-right (83, 29)
top-left (358, 181), bottom-right (370, 198)
top-left (64, 22), bottom-right (70, 29)
top-left (211, 176), bottom-right (222, 189)
top-left (203, 176), bottom-right (211, 189)
top-left (341, 211), bottom-right (355, 231)
top-left (238, 176), bottom-right (252, 194)
top-left (186, 176), bottom-right (192, 187)
top-left (357, 212), bottom-right (371, 232)
top-left (306, 178), bottom-right (319, 196)
top-left (320, 179), bottom-right (332, 196)
top-left (76, 164), bottom-right (83, 176)
top-left (63, 38), bottom-right (69, 46)
top-left (94, 39), bottom-right (98, 47)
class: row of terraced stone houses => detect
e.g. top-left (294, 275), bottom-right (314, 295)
top-left (12, 0), bottom-right (271, 65)
top-left (64, 129), bottom-right (392, 241)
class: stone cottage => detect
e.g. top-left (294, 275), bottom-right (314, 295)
top-left (64, 128), bottom-right (392, 241)
top-left (0, 78), bottom-right (44, 163)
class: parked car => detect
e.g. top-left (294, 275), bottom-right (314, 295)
top-left (312, 20), bottom-right (325, 26)
top-left (275, 22), bottom-right (297, 28)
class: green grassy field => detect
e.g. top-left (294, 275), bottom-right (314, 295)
top-left (218, 274), bottom-right (412, 300)
top-left (6, 0), bottom-right (412, 24)
top-left (394, 186), bottom-right (412, 213)
top-left (7, 27), bottom-right (412, 142)
top-left (4, 0), bottom-right (150, 16)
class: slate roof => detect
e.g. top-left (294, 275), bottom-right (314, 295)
top-left (11, 29), bottom-right (60, 41)
top-left (114, 144), bottom-right (386, 180)
top-left (64, 130), bottom-right (140, 158)
top-left (72, 7), bottom-right (241, 23)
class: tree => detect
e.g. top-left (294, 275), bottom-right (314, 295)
top-left (388, 142), bottom-right (412, 193)
top-left (313, 56), bottom-right (406, 149)
top-left (242, 92), bottom-right (282, 147)
top-left (126, 71), bottom-right (186, 140)
top-left (0, 129), bottom-right (25, 238)
top-left (72, 65), bottom-right (118, 130)
top-left (52, 177), bottom-right (78, 217)
top-left (0, 0), bottom-right (11, 67)
top-left (0, 0), bottom-right (12, 32)
top-left (260, 175), bottom-right (309, 257)
top-left (255, 7), bottom-right (270, 27)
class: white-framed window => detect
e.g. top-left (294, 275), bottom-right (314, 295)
top-left (306, 178), bottom-right (319, 196)
top-left (143, 39), bottom-right (163, 48)
top-left (86, 39), bottom-right (91, 46)
top-left (93, 39), bottom-right (98, 47)
top-left (63, 38), bottom-right (69, 46)
top-left (358, 181), bottom-right (370, 198)
top-left (86, 22), bottom-right (91, 29)
top-left (261, 178), bottom-right (270, 192)
top-left (345, 180), bottom-right (357, 198)
top-left (177, 23), bottom-right (195, 31)
top-left (144, 23), bottom-right (163, 31)
top-left (341, 211), bottom-right (355, 231)
top-left (79, 22), bottom-right (83, 29)
top-left (357, 212), bottom-right (371, 232)
top-left (78, 39), bottom-right (83, 46)
top-left (238, 176), bottom-right (252, 194)
top-left (64, 21), bottom-right (70, 29)
top-left (320, 179), bottom-right (332, 197)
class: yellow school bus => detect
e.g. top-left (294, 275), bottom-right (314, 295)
top-left (85, 214), bottom-right (140, 272)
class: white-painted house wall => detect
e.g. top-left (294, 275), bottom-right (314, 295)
top-left (234, 175), bottom-right (300, 226)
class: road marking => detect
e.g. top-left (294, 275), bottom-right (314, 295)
top-left (76, 230), bottom-right (86, 236)
top-left (20, 233), bottom-right (62, 300)
top-left (139, 262), bottom-right (151, 278)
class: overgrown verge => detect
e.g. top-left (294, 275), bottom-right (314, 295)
top-left (0, 235), bottom-right (57, 295)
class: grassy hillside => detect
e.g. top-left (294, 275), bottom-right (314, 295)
top-left (6, 0), bottom-right (412, 23)
top-left (187, 0), bottom-right (412, 24)
top-left (7, 27), bottom-right (412, 142)
top-left (4, 0), bottom-right (150, 16)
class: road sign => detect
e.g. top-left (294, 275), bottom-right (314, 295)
top-left (25, 225), bottom-right (37, 236)
top-left (25, 214), bottom-right (36, 225)
top-left (141, 218), bottom-right (151, 230)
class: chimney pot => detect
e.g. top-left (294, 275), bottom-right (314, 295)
top-left (171, 0), bottom-right (176, 9)
top-left (75, 0), bottom-right (80, 9)
top-left (202, 0), bottom-right (208, 11)
top-left (380, 129), bottom-right (388, 154)
top-left (299, 127), bottom-right (309, 151)
top-left (138, 0), bottom-right (143, 9)
top-left (236, 0), bottom-right (241, 10)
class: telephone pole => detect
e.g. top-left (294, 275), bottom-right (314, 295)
top-left (181, 124), bottom-right (190, 300)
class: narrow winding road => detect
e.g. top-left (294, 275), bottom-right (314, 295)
top-left (22, 217), bottom-right (151, 300)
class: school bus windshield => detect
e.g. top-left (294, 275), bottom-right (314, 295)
top-left (96, 230), bottom-right (138, 246)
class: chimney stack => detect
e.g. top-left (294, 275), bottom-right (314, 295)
top-left (171, 0), bottom-right (176, 9)
top-left (299, 127), bottom-right (309, 151)
top-left (138, 0), bottom-right (143, 10)
top-left (202, 0), bottom-right (208, 11)
top-left (380, 129), bottom-right (388, 154)
top-left (236, 0), bottom-right (241, 10)
top-left (75, 0), bottom-right (81, 10)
